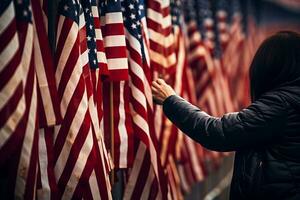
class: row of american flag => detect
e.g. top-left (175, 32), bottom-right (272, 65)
top-left (0, 0), bottom-right (261, 199)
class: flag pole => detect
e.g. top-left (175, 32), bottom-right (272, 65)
top-left (110, 82), bottom-right (115, 185)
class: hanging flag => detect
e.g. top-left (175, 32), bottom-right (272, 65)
top-left (122, 0), bottom-right (168, 198)
top-left (100, 0), bottom-right (128, 81)
top-left (30, 0), bottom-right (62, 199)
top-left (54, 0), bottom-right (111, 199)
top-left (99, 0), bottom-right (134, 170)
top-left (0, 0), bottom-right (39, 199)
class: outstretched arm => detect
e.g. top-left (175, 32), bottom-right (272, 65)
top-left (152, 79), bottom-right (288, 152)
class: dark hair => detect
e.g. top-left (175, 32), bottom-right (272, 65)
top-left (249, 31), bottom-right (300, 101)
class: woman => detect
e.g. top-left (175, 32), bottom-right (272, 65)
top-left (152, 31), bottom-right (300, 200)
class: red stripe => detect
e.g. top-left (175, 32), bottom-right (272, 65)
top-left (107, 69), bottom-right (128, 81)
top-left (102, 23), bottom-right (125, 37)
top-left (53, 75), bottom-right (85, 162)
top-left (105, 46), bottom-right (127, 59)
top-left (147, 18), bottom-right (173, 37)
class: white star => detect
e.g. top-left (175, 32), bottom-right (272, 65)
top-left (93, 59), bottom-right (96, 64)
top-left (138, 10), bottom-right (141, 15)
top-left (123, 16), bottom-right (127, 21)
top-left (121, 7), bottom-right (125, 12)
top-left (94, 49), bottom-right (97, 53)
top-left (87, 36), bottom-right (91, 41)
top-left (139, 5), bottom-right (144, 10)
top-left (72, 0), bottom-right (76, 4)
top-left (136, 21), bottom-right (140, 26)
top-left (89, 24), bottom-right (93, 30)
top-left (64, 5), bottom-right (68, 11)
top-left (75, 10), bottom-right (78, 16)
top-left (23, 10), bottom-right (28, 17)
top-left (137, 34), bottom-right (141, 38)
top-left (94, 38), bottom-right (96, 42)
top-left (85, 8), bottom-right (89, 13)
top-left (130, 14), bottom-right (136, 19)
top-left (131, 23), bottom-right (137, 29)
top-left (129, 4), bottom-right (134, 9)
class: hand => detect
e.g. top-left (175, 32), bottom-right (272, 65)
top-left (152, 79), bottom-right (176, 105)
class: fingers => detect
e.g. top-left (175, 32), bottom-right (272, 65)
top-left (152, 81), bottom-right (161, 90)
top-left (156, 78), bottom-right (165, 85)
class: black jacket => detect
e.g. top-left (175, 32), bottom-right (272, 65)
top-left (163, 86), bottom-right (300, 200)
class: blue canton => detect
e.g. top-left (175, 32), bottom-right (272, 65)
top-left (58, 0), bottom-right (81, 25)
top-left (121, 0), bottom-right (146, 60)
top-left (81, 0), bottom-right (98, 69)
top-left (14, 0), bottom-right (32, 23)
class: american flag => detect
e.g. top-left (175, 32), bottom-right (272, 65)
top-left (121, 0), bottom-right (168, 198)
top-left (54, 0), bottom-right (111, 199)
top-left (147, 0), bottom-right (177, 75)
top-left (0, 0), bottom-right (39, 199)
top-left (100, 0), bottom-right (128, 80)
top-left (30, 0), bottom-right (63, 199)
top-left (99, 0), bottom-right (134, 170)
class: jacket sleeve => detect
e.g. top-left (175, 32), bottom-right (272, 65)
top-left (162, 94), bottom-right (288, 152)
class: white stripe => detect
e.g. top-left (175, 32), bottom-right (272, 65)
top-left (148, 29), bottom-right (175, 48)
top-left (15, 76), bottom-right (37, 198)
top-left (147, 9), bottom-right (172, 28)
top-left (106, 58), bottom-right (128, 70)
top-left (185, 137), bottom-right (204, 181)
top-left (79, 12), bottom-right (85, 30)
top-left (61, 128), bottom-right (93, 200)
top-left (132, 109), bottom-right (150, 137)
top-left (0, 33), bottom-right (19, 73)
top-left (174, 35), bottom-right (185, 94)
top-left (104, 12), bottom-right (123, 24)
top-left (140, 166), bottom-right (155, 200)
top-left (149, 49), bottom-right (176, 68)
top-left (0, 94), bottom-right (25, 148)
top-left (126, 30), bottom-right (142, 55)
top-left (129, 58), bottom-right (144, 81)
top-left (123, 143), bottom-right (147, 199)
top-left (33, 28), bottom-right (56, 125)
top-left (56, 22), bottom-right (78, 84)
top-left (177, 165), bottom-right (190, 193)
top-left (91, 6), bottom-right (99, 18)
top-left (54, 89), bottom-right (88, 180)
top-left (97, 51), bottom-right (107, 63)
top-left (95, 29), bottom-right (103, 40)
top-left (104, 35), bottom-right (126, 47)
top-left (0, 1), bottom-right (14, 35)
top-left (89, 170), bottom-right (102, 200)
top-left (118, 81), bottom-right (128, 168)
top-left (37, 129), bottom-right (51, 200)
top-left (56, 16), bottom-right (65, 46)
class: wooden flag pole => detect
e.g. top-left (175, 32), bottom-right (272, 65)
top-left (110, 82), bottom-right (115, 185)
